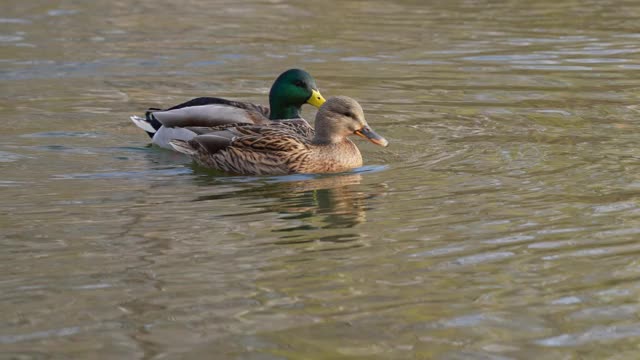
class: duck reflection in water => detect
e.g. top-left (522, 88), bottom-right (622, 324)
top-left (192, 171), bottom-right (379, 233)
top-left (275, 173), bottom-right (367, 230)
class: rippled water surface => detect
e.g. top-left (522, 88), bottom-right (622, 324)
top-left (3, 0), bottom-right (640, 358)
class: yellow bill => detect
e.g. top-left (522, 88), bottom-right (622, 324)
top-left (306, 89), bottom-right (326, 108)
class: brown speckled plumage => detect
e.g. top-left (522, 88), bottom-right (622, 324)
top-left (184, 118), bottom-right (315, 139)
top-left (170, 96), bottom-right (387, 175)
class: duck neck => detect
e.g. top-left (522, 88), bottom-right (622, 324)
top-left (311, 134), bottom-right (348, 147)
top-left (269, 98), bottom-right (302, 120)
top-left (311, 122), bottom-right (345, 145)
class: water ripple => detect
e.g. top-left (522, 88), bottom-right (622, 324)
top-left (537, 324), bottom-right (640, 347)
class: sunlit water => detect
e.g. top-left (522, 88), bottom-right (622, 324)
top-left (2, 0), bottom-right (640, 358)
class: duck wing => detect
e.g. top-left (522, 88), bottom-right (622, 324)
top-left (149, 97), bottom-right (271, 129)
top-left (171, 127), bottom-right (310, 175)
top-left (223, 131), bottom-right (311, 175)
top-left (230, 128), bottom-right (310, 152)
top-left (183, 118), bottom-right (314, 138)
top-left (268, 119), bottom-right (314, 139)
top-left (165, 97), bottom-right (270, 117)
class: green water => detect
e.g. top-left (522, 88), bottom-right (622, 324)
top-left (2, 0), bottom-right (640, 358)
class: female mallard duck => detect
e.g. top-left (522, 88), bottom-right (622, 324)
top-left (169, 96), bottom-right (388, 175)
top-left (130, 69), bottom-right (326, 149)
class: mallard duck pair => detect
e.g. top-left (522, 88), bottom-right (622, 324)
top-left (131, 69), bottom-right (388, 175)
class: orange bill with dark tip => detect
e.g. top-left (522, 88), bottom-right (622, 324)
top-left (355, 126), bottom-right (389, 147)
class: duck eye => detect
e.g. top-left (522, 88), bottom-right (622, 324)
top-left (343, 111), bottom-right (354, 118)
top-left (294, 80), bottom-right (305, 87)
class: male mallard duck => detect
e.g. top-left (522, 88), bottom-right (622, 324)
top-left (130, 69), bottom-right (326, 149)
top-left (169, 96), bottom-right (388, 175)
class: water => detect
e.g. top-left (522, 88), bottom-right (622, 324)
top-left (2, 0), bottom-right (640, 358)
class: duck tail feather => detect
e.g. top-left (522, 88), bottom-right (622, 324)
top-left (130, 115), bottom-right (157, 137)
top-left (170, 140), bottom-right (197, 156)
top-left (144, 110), bottom-right (164, 130)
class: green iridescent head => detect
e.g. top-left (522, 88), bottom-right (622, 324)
top-left (268, 69), bottom-right (326, 120)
